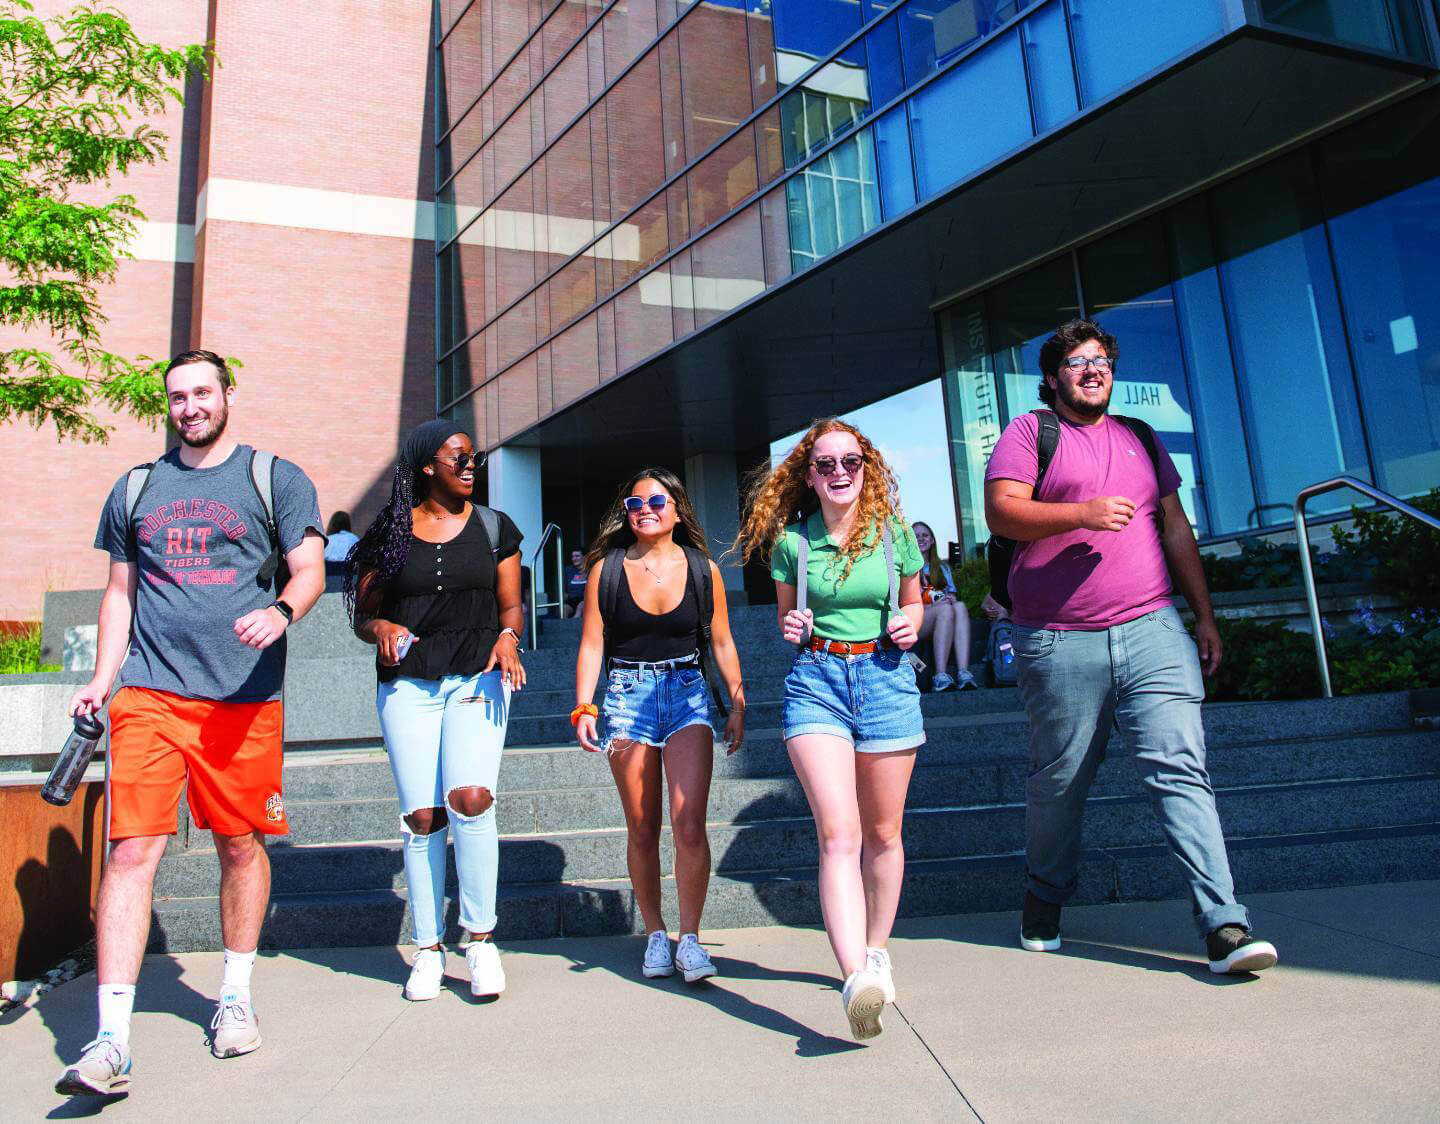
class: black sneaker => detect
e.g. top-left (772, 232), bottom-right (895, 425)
top-left (1206, 925), bottom-right (1278, 974)
top-left (1020, 891), bottom-right (1062, 952)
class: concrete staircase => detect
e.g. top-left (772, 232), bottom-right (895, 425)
top-left (144, 596), bottom-right (1440, 951)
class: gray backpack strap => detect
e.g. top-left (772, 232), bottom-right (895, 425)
top-left (475, 504), bottom-right (501, 554)
top-left (249, 449), bottom-right (276, 529)
top-left (124, 464), bottom-right (155, 554)
top-left (882, 520), bottom-right (899, 620)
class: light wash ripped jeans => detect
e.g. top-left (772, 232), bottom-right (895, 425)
top-left (376, 669), bottom-right (509, 946)
top-left (1014, 606), bottom-right (1249, 937)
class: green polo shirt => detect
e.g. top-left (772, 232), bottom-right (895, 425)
top-left (770, 511), bottom-right (923, 641)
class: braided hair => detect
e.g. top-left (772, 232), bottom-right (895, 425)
top-left (344, 419), bottom-right (464, 625)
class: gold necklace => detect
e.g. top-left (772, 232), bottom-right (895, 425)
top-left (637, 551), bottom-right (673, 585)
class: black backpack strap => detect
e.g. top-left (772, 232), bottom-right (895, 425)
top-left (124, 462), bottom-right (156, 555)
top-left (1112, 415), bottom-right (1167, 532)
top-left (598, 547), bottom-right (626, 674)
top-left (682, 545), bottom-right (728, 719)
top-left (1030, 409), bottom-right (1061, 486)
top-left (474, 505), bottom-right (501, 554)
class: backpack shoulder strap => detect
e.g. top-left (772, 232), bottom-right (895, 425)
top-left (124, 463), bottom-right (156, 553)
top-left (882, 520), bottom-right (899, 619)
top-left (794, 526), bottom-right (809, 618)
top-left (1030, 409), bottom-right (1061, 485)
top-left (682, 546), bottom-right (713, 629)
top-left (600, 548), bottom-right (626, 623)
top-left (248, 449), bottom-right (277, 535)
top-left (474, 505), bottom-right (502, 554)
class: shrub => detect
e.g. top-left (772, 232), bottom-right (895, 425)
top-left (951, 556), bottom-right (990, 610)
top-left (1329, 487), bottom-right (1440, 611)
top-left (0, 624), bottom-right (61, 675)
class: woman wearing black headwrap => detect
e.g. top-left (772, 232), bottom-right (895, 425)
top-left (345, 420), bottom-right (525, 1002)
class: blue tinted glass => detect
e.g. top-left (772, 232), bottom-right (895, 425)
top-left (1212, 154), bottom-right (1371, 521)
top-left (910, 31), bottom-right (1031, 198)
top-left (1070, 0), bottom-right (1225, 104)
top-left (772, 0), bottom-right (863, 73)
top-left (785, 130), bottom-right (880, 270)
top-left (1080, 218), bottom-right (1208, 534)
top-left (1023, 3), bottom-right (1078, 132)
top-left (778, 47), bottom-right (870, 169)
top-left (866, 15), bottom-right (905, 107)
top-left (875, 105), bottom-right (916, 217)
top-left (1321, 98), bottom-right (1440, 497)
top-left (898, 0), bottom-right (1021, 84)
top-left (985, 253), bottom-right (1077, 421)
top-left (1166, 197), bottom-right (1258, 535)
top-left (1259, 0), bottom-right (1429, 59)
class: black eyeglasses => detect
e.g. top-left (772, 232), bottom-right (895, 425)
top-left (623, 495), bottom-right (669, 515)
top-left (1061, 356), bottom-right (1113, 373)
top-left (811, 454), bottom-right (864, 477)
top-left (433, 451), bottom-right (485, 473)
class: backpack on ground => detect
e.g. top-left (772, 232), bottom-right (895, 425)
top-left (125, 449), bottom-right (288, 591)
top-left (987, 618), bottom-right (1018, 687)
top-left (985, 409), bottom-right (1163, 610)
top-left (598, 545), bottom-right (728, 719)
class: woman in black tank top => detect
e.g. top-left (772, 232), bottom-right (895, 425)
top-left (573, 467), bottom-right (745, 984)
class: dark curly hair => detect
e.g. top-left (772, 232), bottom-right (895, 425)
top-left (1037, 319), bottom-right (1118, 407)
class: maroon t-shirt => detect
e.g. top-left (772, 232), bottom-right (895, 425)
top-left (986, 413), bottom-right (1182, 630)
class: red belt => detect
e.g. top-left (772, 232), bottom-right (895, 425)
top-left (807, 635), bottom-right (879, 656)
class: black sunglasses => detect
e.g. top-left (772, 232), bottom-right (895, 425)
top-left (811, 453), bottom-right (864, 477)
top-left (623, 495), bottom-right (670, 515)
top-left (433, 451), bottom-right (485, 473)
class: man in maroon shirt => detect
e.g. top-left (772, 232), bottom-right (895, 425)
top-left (984, 319), bottom-right (1277, 975)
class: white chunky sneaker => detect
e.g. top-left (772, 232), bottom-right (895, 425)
top-left (209, 990), bottom-right (262, 1058)
top-left (675, 934), bottom-right (717, 983)
top-left (404, 947), bottom-right (446, 1001)
top-left (55, 1033), bottom-right (131, 1096)
top-left (842, 970), bottom-right (886, 1041)
top-left (464, 939), bottom-right (506, 998)
top-left (642, 930), bottom-right (675, 978)
top-left (866, 946), bottom-right (896, 1003)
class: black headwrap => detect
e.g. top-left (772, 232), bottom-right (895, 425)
top-left (402, 418), bottom-right (465, 479)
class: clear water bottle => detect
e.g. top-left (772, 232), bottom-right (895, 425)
top-left (41, 713), bottom-right (106, 807)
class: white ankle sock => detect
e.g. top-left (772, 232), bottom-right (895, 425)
top-left (222, 947), bottom-right (257, 998)
top-left (97, 983), bottom-right (136, 1044)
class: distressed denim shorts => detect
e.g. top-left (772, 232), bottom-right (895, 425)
top-left (782, 644), bottom-right (925, 753)
top-left (601, 662), bottom-right (715, 751)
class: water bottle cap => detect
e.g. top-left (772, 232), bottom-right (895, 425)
top-left (73, 713), bottom-right (105, 739)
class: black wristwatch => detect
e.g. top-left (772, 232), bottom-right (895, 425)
top-left (270, 599), bottom-right (294, 623)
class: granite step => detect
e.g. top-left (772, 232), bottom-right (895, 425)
top-left (145, 820), bottom-right (1440, 951)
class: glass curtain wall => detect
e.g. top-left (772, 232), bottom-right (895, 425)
top-left (938, 89), bottom-right (1440, 543)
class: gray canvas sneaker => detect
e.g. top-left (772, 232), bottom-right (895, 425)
top-left (55, 1033), bottom-right (132, 1097)
top-left (210, 990), bottom-right (263, 1058)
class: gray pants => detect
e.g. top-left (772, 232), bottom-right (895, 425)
top-left (1014, 606), bottom-right (1249, 937)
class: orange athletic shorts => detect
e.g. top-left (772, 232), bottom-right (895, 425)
top-left (107, 686), bottom-right (287, 840)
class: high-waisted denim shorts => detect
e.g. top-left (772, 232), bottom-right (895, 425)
top-left (782, 644), bottom-right (925, 753)
top-left (601, 660), bottom-right (715, 751)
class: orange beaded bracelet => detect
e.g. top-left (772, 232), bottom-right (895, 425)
top-left (570, 702), bottom-right (599, 727)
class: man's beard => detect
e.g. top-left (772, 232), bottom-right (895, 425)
top-left (177, 405), bottom-right (229, 447)
top-left (1056, 378), bottom-right (1110, 419)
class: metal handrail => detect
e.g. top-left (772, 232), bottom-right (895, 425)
top-left (527, 522), bottom-right (564, 651)
top-left (1294, 476), bottom-right (1440, 698)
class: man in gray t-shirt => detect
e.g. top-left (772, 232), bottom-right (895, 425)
top-left (57, 351), bottom-right (326, 1099)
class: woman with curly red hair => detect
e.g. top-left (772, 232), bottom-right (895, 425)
top-left (736, 418), bottom-right (925, 1042)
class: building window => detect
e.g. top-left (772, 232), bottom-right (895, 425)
top-left (785, 128), bottom-right (880, 270)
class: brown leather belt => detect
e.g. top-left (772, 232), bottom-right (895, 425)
top-left (807, 635), bottom-right (879, 656)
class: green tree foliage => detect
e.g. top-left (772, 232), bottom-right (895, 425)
top-left (0, 1), bottom-right (208, 442)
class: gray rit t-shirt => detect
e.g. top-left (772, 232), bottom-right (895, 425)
top-left (94, 445), bottom-right (324, 702)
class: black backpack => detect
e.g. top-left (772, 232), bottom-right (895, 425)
top-left (986, 409), bottom-right (1163, 610)
top-left (598, 545), bottom-right (728, 719)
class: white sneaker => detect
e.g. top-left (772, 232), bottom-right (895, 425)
top-left (209, 990), bottom-right (262, 1058)
top-left (404, 947), bottom-right (446, 1001)
top-left (464, 939), bottom-right (506, 998)
top-left (841, 970), bottom-right (886, 1041)
top-left (675, 934), bottom-right (717, 983)
top-left (55, 1033), bottom-right (131, 1096)
top-left (642, 930), bottom-right (675, 978)
top-left (866, 946), bottom-right (896, 1003)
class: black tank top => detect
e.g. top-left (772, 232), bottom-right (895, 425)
top-left (608, 562), bottom-right (700, 662)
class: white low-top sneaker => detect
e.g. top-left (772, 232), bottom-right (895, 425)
top-left (642, 930), bottom-right (675, 978)
top-left (866, 946), bottom-right (896, 1003)
top-left (55, 1033), bottom-right (131, 1096)
top-left (842, 970), bottom-right (886, 1041)
top-left (404, 947), bottom-right (446, 1001)
top-left (209, 990), bottom-right (262, 1058)
top-left (465, 939), bottom-right (506, 998)
top-left (675, 934), bottom-right (717, 983)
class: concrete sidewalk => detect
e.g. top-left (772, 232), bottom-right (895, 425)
top-left (4, 881), bottom-right (1438, 1122)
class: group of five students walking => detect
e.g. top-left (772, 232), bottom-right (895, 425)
top-left (58, 319), bottom-right (1277, 1096)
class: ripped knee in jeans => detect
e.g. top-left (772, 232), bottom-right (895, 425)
top-left (445, 786), bottom-right (494, 819)
top-left (402, 806), bottom-right (448, 835)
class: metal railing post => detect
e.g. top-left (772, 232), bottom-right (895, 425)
top-left (1292, 475), bottom-right (1440, 701)
top-left (527, 522), bottom-right (564, 650)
